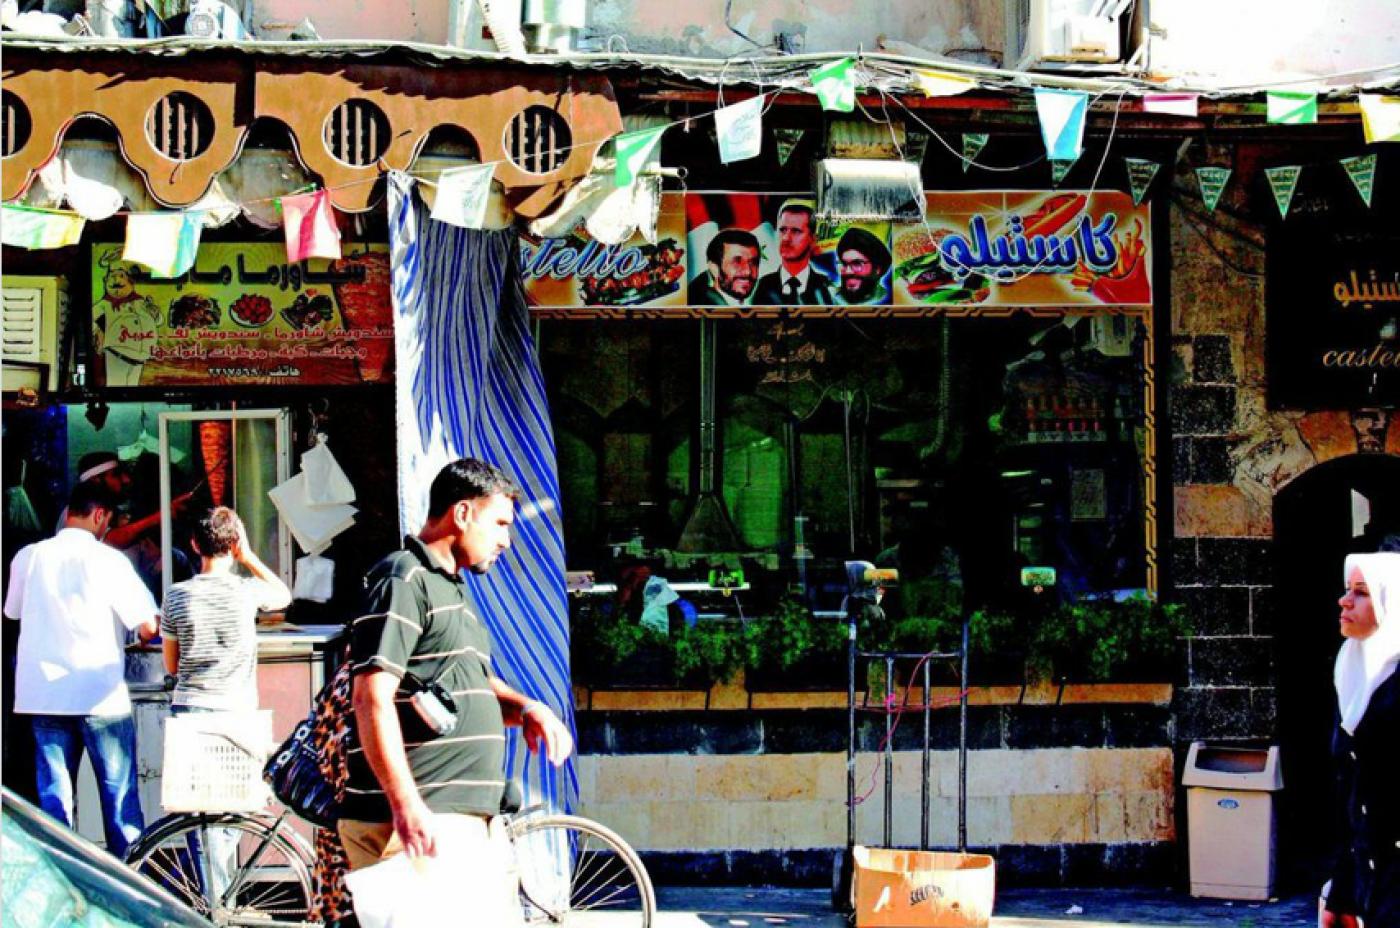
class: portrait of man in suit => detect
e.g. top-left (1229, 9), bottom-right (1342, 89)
top-left (754, 200), bottom-right (834, 306)
top-left (688, 228), bottom-right (762, 306)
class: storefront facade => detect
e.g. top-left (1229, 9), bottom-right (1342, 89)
top-left (4, 36), bottom-right (1395, 889)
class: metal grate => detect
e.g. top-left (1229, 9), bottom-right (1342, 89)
top-left (145, 92), bottom-right (214, 161)
top-left (323, 99), bottom-right (390, 167)
top-left (505, 105), bottom-right (571, 175)
top-left (2, 91), bottom-right (32, 158)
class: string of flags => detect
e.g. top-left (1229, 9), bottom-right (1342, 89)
top-left (1, 55), bottom-right (1397, 267)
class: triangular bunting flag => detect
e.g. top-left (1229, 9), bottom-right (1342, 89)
top-left (1051, 157), bottom-right (1077, 186)
top-left (962, 133), bottom-right (989, 172)
top-left (1035, 88), bottom-right (1089, 161)
top-left (1358, 94), bottom-right (1400, 144)
top-left (123, 211), bottom-right (203, 278)
top-left (774, 128), bottom-right (804, 166)
top-left (1125, 158), bottom-right (1160, 205)
top-left (1143, 93), bottom-right (1199, 117)
top-left (811, 58), bottom-right (857, 113)
top-left (430, 162), bottom-right (497, 229)
top-left (1266, 91), bottom-right (1318, 125)
top-left (905, 130), bottom-right (930, 166)
top-left (281, 189), bottom-right (341, 262)
top-left (614, 126), bottom-right (667, 186)
top-left (1264, 165), bottom-right (1302, 218)
top-left (1195, 166), bottom-right (1231, 212)
top-left (0, 205), bottom-right (86, 250)
top-left (715, 96), bottom-right (764, 164)
top-left (1340, 154), bottom-right (1377, 207)
top-left (913, 69), bottom-right (975, 98)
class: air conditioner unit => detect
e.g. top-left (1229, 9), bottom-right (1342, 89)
top-left (1009, 0), bottom-right (1129, 69)
top-left (184, 0), bottom-right (248, 39)
top-left (2, 276), bottom-right (68, 393)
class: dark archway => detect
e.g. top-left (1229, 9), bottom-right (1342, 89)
top-left (1272, 452), bottom-right (1400, 887)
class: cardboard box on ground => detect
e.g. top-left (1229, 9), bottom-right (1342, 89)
top-left (852, 846), bottom-right (996, 928)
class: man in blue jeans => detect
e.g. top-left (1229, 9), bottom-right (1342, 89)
top-left (4, 479), bottom-right (160, 858)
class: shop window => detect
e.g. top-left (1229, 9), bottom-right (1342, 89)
top-left (157, 410), bottom-right (292, 602)
top-left (540, 313), bottom-right (1153, 614)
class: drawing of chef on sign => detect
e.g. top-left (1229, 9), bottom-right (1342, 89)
top-left (92, 253), bottom-right (161, 387)
top-left (754, 199), bottom-right (834, 306)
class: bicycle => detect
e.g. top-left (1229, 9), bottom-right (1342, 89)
top-left (125, 713), bottom-right (655, 926)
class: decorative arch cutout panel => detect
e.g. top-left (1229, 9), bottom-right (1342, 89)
top-left (2, 51), bottom-right (621, 218)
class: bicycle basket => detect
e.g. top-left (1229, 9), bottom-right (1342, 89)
top-left (160, 710), bottom-right (273, 813)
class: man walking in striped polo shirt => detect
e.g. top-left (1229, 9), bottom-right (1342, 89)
top-left (340, 458), bottom-right (573, 876)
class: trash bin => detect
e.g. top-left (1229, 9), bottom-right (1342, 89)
top-left (1181, 742), bottom-right (1284, 900)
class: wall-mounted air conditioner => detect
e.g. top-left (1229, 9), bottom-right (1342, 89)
top-left (2, 276), bottom-right (68, 393)
top-left (184, 0), bottom-right (249, 39)
top-left (1008, 0), bottom-right (1142, 70)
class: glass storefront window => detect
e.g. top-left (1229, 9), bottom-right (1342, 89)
top-left (540, 311), bottom-right (1153, 614)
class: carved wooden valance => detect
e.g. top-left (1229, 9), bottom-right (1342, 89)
top-left (1, 49), bottom-right (622, 218)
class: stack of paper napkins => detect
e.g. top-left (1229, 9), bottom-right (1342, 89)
top-left (267, 435), bottom-right (357, 555)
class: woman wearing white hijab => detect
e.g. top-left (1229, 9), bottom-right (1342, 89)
top-left (1320, 552), bottom-right (1400, 928)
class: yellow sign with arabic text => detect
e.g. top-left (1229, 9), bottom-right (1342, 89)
top-left (91, 243), bottom-right (393, 387)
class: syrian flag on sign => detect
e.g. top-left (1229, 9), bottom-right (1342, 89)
top-left (684, 194), bottom-right (780, 300)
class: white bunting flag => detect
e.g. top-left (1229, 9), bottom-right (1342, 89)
top-left (430, 163), bottom-right (497, 229)
top-left (714, 96), bottom-right (764, 164)
top-left (123, 212), bottom-right (203, 278)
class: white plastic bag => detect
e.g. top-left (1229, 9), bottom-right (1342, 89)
top-left (345, 816), bottom-right (521, 928)
top-left (301, 435), bottom-right (356, 507)
top-left (292, 554), bottom-right (335, 603)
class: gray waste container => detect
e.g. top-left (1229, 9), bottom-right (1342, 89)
top-left (1181, 742), bottom-right (1284, 900)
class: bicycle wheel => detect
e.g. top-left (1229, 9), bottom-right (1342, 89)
top-left (126, 812), bottom-right (316, 927)
top-left (509, 813), bottom-right (656, 927)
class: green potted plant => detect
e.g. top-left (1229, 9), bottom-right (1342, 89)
top-left (1029, 594), bottom-right (1188, 683)
top-left (743, 594), bottom-right (849, 691)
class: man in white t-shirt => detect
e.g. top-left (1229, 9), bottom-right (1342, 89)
top-left (4, 479), bottom-right (160, 858)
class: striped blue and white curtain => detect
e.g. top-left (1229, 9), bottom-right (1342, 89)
top-left (386, 171), bottom-right (576, 815)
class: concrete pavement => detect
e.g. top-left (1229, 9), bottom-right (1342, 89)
top-left (654, 886), bottom-right (1317, 927)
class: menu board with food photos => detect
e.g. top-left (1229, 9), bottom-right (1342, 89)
top-left (90, 243), bottom-right (393, 387)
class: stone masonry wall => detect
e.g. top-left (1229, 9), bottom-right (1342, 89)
top-left (1167, 145), bottom-right (1400, 743)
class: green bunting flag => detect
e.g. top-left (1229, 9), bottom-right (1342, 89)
top-left (962, 133), bottom-right (989, 173)
top-left (905, 130), bottom-right (930, 166)
top-left (1125, 158), bottom-right (1160, 205)
top-left (0, 205), bottom-right (86, 250)
top-left (614, 126), bottom-right (667, 187)
top-left (1266, 91), bottom-right (1318, 125)
top-left (1264, 165), bottom-right (1302, 218)
top-left (1051, 157), bottom-right (1077, 186)
top-left (811, 58), bottom-right (857, 113)
top-left (773, 128), bottom-right (804, 167)
top-left (1340, 154), bottom-right (1377, 208)
top-left (1195, 166), bottom-right (1231, 212)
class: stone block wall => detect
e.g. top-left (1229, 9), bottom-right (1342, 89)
top-left (573, 697), bottom-right (1175, 886)
top-left (1167, 145), bottom-right (1400, 744)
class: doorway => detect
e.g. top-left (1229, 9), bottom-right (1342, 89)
top-left (1272, 453), bottom-right (1400, 888)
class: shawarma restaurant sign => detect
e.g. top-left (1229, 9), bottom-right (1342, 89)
top-left (521, 190), bottom-right (1152, 312)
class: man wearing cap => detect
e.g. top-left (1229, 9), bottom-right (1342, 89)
top-left (831, 226), bottom-right (893, 306)
top-left (5, 479), bottom-right (160, 857)
top-left (64, 451), bottom-right (191, 573)
top-left (755, 200), bottom-right (834, 306)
